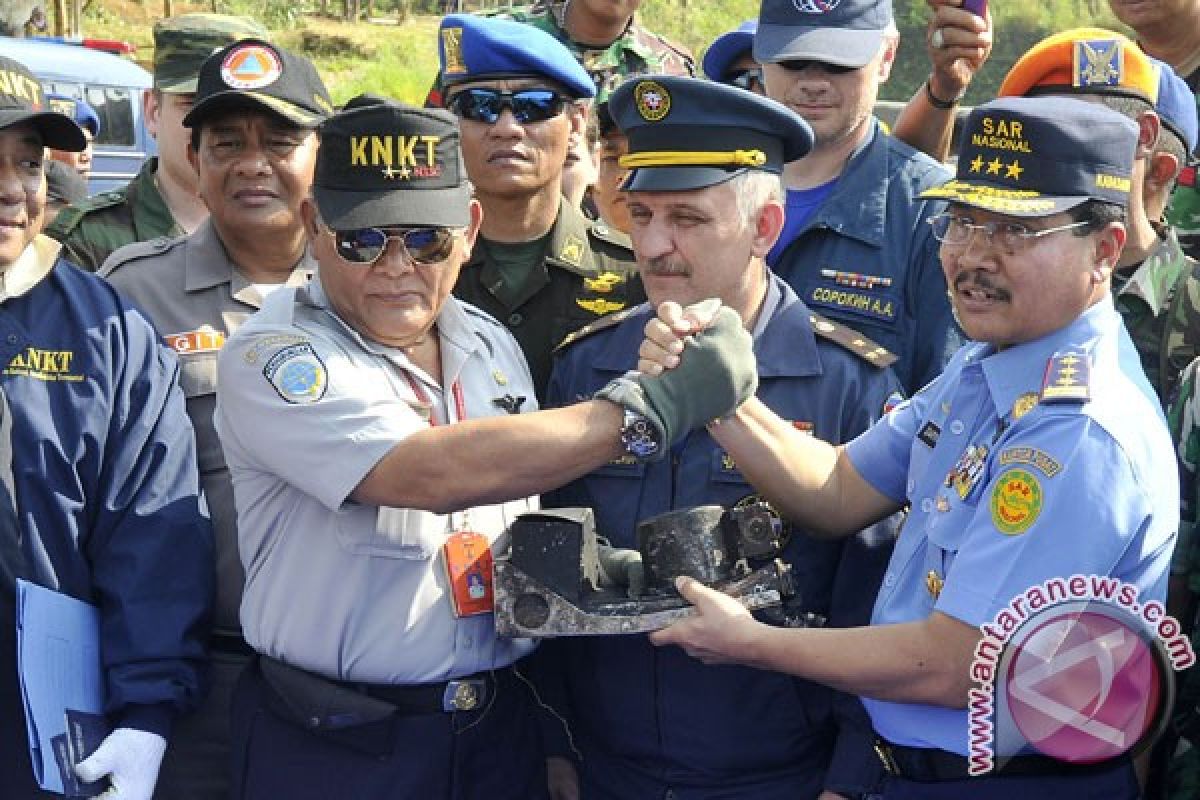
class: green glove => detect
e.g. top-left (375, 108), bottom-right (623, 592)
top-left (596, 305), bottom-right (757, 460)
top-left (596, 543), bottom-right (645, 598)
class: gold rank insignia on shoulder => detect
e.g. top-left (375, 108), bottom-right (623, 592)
top-left (808, 313), bottom-right (898, 367)
top-left (583, 271), bottom-right (624, 293)
top-left (576, 297), bottom-right (626, 315)
top-left (1012, 392), bottom-right (1039, 420)
top-left (559, 234), bottom-right (585, 267)
top-left (926, 570), bottom-right (944, 600)
top-left (1040, 351), bottom-right (1091, 403)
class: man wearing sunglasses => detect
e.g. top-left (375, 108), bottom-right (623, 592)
top-left (702, 20), bottom-right (767, 97)
top-left (643, 96), bottom-right (1177, 800)
top-left (211, 99), bottom-right (755, 799)
top-left (754, 0), bottom-right (960, 397)
top-left (437, 14), bottom-right (642, 399)
top-left (98, 39), bottom-right (332, 800)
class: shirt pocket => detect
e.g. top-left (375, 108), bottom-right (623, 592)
top-left (333, 503), bottom-right (446, 560)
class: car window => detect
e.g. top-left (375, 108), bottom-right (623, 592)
top-left (41, 80), bottom-right (138, 148)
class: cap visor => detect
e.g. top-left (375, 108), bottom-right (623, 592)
top-left (183, 91), bottom-right (323, 129)
top-left (622, 166), bottom-right (746, 192)
top-left (314, 184), bottom-right (474, 231)
top-left (155, 77), bottom-right (200, 94)
top-left (753, 25), bottom-right (883, 68)
top-left (919, 179), bottom-right (1084, 217)
top-left (0, 110), bottom-right (87, 151)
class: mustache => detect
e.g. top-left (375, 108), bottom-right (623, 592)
top-left (642, 257), bottom-right (690, 278)
top-left (954, 270), bottom-right (1011, 302)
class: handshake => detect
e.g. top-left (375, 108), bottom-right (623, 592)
top-left (595, 299), bottom-right (757, 462)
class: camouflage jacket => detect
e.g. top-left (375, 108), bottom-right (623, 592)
top-left (44, 157), bottom-right (184, 272)
top-left (1166, 64), bottom-right (1200, 257)
top-left (425, 1), bottom-right (695, 106)
top-left (1113, 226), bottom-right (1200, 404)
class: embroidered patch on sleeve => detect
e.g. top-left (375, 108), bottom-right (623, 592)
top-left (989, 468), bottom-right (1043, 535)
top-left (262, 342), bottom-right (327, 404)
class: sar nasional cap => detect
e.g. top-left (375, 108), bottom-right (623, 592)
top-left (920, 96), bottom-right (1138, 216)
top-left (313, 101), bottom-right (472, 230)
top-left (609, 75), bottom-right (813, 192)
top-left (183, 39), bottom-right (334, 129)
top-left (0, 56), bottom-right (85, 151)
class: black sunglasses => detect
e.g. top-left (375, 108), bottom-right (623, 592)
top-left (775, 59), bottom-right (858, 75)
top-left (726, 67), bottom-right (763, 91)
top-left (447, 88), bottom-right (568, 125)
top-left (329, 226), bottom-right (457, 267)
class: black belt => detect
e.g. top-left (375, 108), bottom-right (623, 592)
top-left (334, 668), bottom-right (507, 714)
top-left (874, 737), bottom-right (1127, 782)
top-left (209, 631), bottom-right (255, 658)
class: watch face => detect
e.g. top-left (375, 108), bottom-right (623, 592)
top-left (623, 411), bottom-right (661, 459)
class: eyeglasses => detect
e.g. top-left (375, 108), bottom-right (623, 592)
top-left (447, 88), bottom-right (568, 125)
top-left (928, 213), bottom-right (1092, 255)
top-left (726, 67), bottom-right (763, 92)
top-left (327, 226), bottom-right (457, 266)
top-left (775, 59), bottom-right (858, 75)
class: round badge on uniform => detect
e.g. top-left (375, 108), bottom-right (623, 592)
top-left (220, 43), bottom-right (283, 90)
top-left (990, 468), bottom-right (1043, 535)
top-left (634, 80), bottom-right (671, 122)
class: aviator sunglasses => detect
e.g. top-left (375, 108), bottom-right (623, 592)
top-left (447, 88), bottom-right (568, 124)
top-left (328, 226), bottom-right (457, 266)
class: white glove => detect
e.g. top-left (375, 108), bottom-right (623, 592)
top-left (75, 727), bottom-right (167, 800)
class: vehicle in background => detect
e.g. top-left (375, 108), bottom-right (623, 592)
top-left (4, 36), bottom-right (154, 195)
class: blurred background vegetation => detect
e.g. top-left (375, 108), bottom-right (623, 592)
top-left (68, 0), bottom-right (1125, 106)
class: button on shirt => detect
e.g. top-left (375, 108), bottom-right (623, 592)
top-left (846, 297), bottom-right (1178, 754)
top-left (214, 278), bottom-right (538, 684)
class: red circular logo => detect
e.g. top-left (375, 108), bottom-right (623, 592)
top-left (1000, 605), bottom-right (1167, 764)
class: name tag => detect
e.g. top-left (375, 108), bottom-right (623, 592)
top-left (443, 531), bottom-right (493, 617)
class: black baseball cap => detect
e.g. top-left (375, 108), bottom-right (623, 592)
top-left (183, 39), bottom-right (334, 129)
top-left (312, 101), bottom-right (472, 230)
top-left (0, 56), bottom-right (85, 151)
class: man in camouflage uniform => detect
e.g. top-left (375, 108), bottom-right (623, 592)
top-left (45, 13), bottom-right (266, 270)
top-left (1108, 0), bottom-right (1200, 261)
top-left (998, 29), bottom-right (1200, 404)
top-left (437, 14), bottom-right (642, 399)
top-left (426, 0), bottom-right (693, 108)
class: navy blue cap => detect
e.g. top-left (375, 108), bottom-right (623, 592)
top-left (610, 75), bottom-right (813, 192)
top-left (46, 93), bottom-right (99, 138)
top-left (702, 20), bottom-right (757, 82)
top-left (438, 14), bottom-right (595, 99)
top-left (314, 101), bottom-right (471, 230)
top-left (920, 96), bottom-right (1138, 216)
top-left (1150, 57), bottom-right (1198, 156)
top-left (755, 0), bottom-right (893, 68)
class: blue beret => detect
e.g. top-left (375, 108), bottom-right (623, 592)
top-left (438, 14), bottom-right (595, 99)
top-left (702, 20), bottom-right (757, 82)
top-left (46, 92), bottom-right (99, 138)
top-left (610, 75), bottom-right (813, 192)
top-left (921, 96), bottom-right (1138, 216)
top-left (1150, 57), bottom-right (1198, 155)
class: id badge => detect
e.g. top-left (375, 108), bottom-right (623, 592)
top-left (442, 530), bottom-right (494, 617)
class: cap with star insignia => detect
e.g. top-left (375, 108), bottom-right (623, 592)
top-left (920, 96), bottom-right (1138, 217)
top-left (312, 100), bottom-right (471, 230)
top-left (1040, 351), bottom-right (1091, 403)
top-left (808, 313), bottom-right (897, 368)
top-left (609, 75), bottom-right (813, 192)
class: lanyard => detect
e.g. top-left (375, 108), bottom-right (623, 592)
top-left (403, 372), bottom-right (467, 426)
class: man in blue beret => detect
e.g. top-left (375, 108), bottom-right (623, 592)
top-left (437, 13), bottom-right (642, 399)
top-left (702, 20), bottom-right (765, 95)
top-left (46, 93), bottom-right (99, 180)
top-left (535, 74), bottom-right (903, 800)
top-left (754, 0), bottom-right (960, 396)
top-left (643, 96), bottom-right (1178, 800)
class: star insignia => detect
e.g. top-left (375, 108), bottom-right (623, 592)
top-left (987, 157), bottom-right (1003, 175)
top-left (397, 165), bottom-right (412, 180)
top-left (381, 164), bottom-right (398, 180)
top-left (1005, 160), bottom-right (1023, 180)
top-left (970, 155), bottom-right (984, 173)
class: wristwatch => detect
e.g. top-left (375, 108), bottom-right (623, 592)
top-left (620, 408), bottom-right (662, 461)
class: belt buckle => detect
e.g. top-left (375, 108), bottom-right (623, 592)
top-left (874, 739), bottom-right (901, 776)
top-left (442, 678), bottom-right (485, 712)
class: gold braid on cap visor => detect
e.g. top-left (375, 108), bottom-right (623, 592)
top-left (619, 149), bottom-right (767, 169)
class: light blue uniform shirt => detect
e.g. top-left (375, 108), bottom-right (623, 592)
top-left (214, 277), bottom-right (538, 684)
top-left (845, 296), bottom-right (1178, 754)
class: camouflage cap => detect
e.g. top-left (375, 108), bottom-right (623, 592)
top-left (153, 13), bottom-right (270, 94)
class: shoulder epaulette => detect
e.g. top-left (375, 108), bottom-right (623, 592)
top-left (809, 312), bottom-right (897, 368)
top-left (554, 306), bottom-right (639, 352)
top-left (1039, 350), bottom-right (1091, 404)
top-left (97, 235), bottom-right (183, 277)
top-left (46, 189), bottom-right (128, 237)
top-left (587, 221), bottom-right (633, 250)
